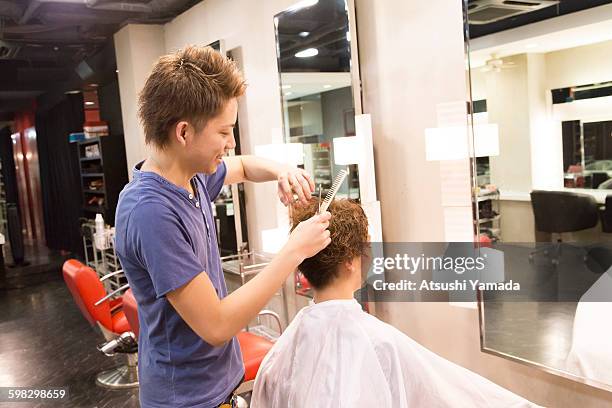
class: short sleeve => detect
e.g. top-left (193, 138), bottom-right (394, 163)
top-left (132, 202), bottom-right (206, 298)
top-left (202, 160), bottom-right (227, 201)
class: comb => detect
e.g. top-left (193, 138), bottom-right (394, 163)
top-left (319, 168), bottom-right (349, 213)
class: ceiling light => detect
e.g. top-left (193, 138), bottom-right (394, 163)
top-left (282, 85), bottom-right (292, 90)
top-left (284, 92), bottom-right (293, 96)
top-left (53, 46), bottom-right (59, 51)
top-left (288, 0), bottom-right (319, 12)
top-left (85, 101), bottom-right (95, 106)
top-left (295, 48), bottom-right (318, 58)
top-left (298, 31), bottom-right (310, 38)
top-left (323, 84), bottom-right (332, 89)
top-left (89, 83), bottom-right (98, 88)
top-left (65, 90), bottom-right (81, 95)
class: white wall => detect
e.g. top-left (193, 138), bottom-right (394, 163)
top-left (114, 24), bottom-right (165, 174)
top-left (546, 39), bottom-right (612, 90)
top-left (487, 54), bottom-right (533, 192)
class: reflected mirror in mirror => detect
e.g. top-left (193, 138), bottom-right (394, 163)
top-left (274, 0), bottom-right (361, 299)
top-left (466, 0), bottom-right (612, 392)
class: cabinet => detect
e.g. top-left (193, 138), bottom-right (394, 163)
top-left (77, 135), bottom-right (128, 225)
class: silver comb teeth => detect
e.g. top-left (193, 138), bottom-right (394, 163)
top-left (319, 168), bottom-right (349, 213)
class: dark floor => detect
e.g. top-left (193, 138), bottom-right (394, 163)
top-left (0, 241), bottom-right (69, 290)
top-left (482, 243), bottom-right (609, 378)
top-left (0, 279), bottom-right (139, 408)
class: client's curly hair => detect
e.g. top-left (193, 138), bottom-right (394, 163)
top-left (290, 199), bottom-right (369, 289)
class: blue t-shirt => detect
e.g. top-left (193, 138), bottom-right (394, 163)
top-left (115, 161), bottom-right (244, 408)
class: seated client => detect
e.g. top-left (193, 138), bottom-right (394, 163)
top-left (251, 199), bottom-right (539, 408)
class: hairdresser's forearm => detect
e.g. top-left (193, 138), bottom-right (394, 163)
top-left (214, 246), bottom-right (301, 340)
top-left (240, 155), bottom-right (289, 183)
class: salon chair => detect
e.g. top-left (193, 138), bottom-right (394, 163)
top-left (529, 190), bottom-right (599, 264)
top-left (591, 172), bottom-right (610, 189)
top-left (62, 260), bottom-right (138, 389)
top-left (121, 287), bottom-right (277, 405)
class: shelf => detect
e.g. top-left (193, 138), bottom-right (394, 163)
top-left (477, 192), bottom-right (499, 202)
top-left (78, 137), bottom-right (100, 146)
top-left (80, 156), bottom-right (101, 162)
top-left (478, 215), bottom-right (501, 224)
top-left (81, 173), bottom-right (104, 177)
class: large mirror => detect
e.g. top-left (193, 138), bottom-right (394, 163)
top-left (274, 0), bottom-right (363, 298)
top-left (466, 0), bottom-right (612, 391)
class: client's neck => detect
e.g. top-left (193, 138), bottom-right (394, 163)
top-left (313, 274), bottom-right (357, 304)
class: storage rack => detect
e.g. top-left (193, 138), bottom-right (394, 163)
top-left (77, 135), bottom-right (128, 225)
top-left (477, 189), bottom-right (501, 242)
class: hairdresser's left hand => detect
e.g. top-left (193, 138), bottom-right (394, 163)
top-left (278, 167), bottom-right (315, 206)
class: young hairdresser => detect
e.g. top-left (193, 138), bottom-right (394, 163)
top-left (114, 45), bottom-right (331, 408)
top-left (252, 199), bottom-right (540, 408)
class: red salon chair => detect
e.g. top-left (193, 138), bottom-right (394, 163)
top-left (62, 260), bottom-right (138, 389)
top-left (122, 286), bottom-right (278, 402)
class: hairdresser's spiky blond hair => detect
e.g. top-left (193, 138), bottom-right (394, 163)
top-left (138, 45), bottom-right (246, 148)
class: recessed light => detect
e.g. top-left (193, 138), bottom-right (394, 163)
top-left (295, 48), bottom-right (318, 58)
top-left (85, 101), bottom-right (95, 106)
top-left (53, 46), bottom-right (59, 51)
top-left (282, 85), bottom-right (292, 90)
top-left (65, 90), bottom-right (81, 95)
top-left (323, 84), bottom-right (332, 89)
top-left (298, 31), bottom-right (310, 38)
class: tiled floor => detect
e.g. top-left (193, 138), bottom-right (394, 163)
top-left (0, 279), bottom-right (139, 407)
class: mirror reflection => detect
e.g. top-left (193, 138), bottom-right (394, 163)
top-left (274, 0), bottom-right (361, 298)
top-left (467, 0), bottom-right (612, 391)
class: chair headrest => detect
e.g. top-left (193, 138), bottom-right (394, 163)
top-left (62, 260), bottom-right (112, 330)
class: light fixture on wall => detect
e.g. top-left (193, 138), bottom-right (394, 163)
top-left (295, 48), bottom-right (318, 58)
top-left (425, 124), bottom-right (500, 161)
top-left (333, 136), bottom-right (360, 165)
top-left (473, 124), bottom-right (500, 157)
top-left (254, 142), bottom-right (304, 166)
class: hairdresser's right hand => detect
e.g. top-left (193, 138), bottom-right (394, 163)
top-left (284, 212), bottom-right (331, 263)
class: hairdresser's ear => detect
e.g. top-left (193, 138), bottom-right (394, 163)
top-left (173, 121), bottom-right (190, 147)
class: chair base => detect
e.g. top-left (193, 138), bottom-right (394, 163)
top-left (96, 364), bottom-right (139, 389)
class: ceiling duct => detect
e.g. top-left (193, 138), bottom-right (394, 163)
top-left (468, 0), bottom-right (559, 25)
top-left (0, 40), bottom-right (21, 59)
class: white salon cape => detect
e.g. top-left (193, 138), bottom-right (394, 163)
top-left (251, 299), bottom-right (538, 408)
top-left (565, 271), bottom-right (612, 386)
